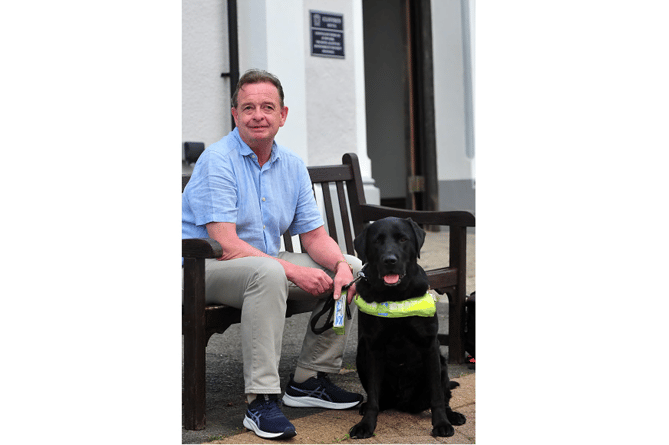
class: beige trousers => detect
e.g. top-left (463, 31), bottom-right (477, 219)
top-left (204, 252), bottom-right (362, 395)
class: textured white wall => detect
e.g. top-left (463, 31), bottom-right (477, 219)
top-left (182, 0), bottom-right (231, 151)
top-left (303, 0), bottom-right (357, 167)
top-left (432, 0), bottom-right (474, 181)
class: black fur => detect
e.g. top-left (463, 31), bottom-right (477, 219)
top-left (349, 217), bottom-right (466, 439)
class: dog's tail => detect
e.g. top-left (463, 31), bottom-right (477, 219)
top-left (448, 381), bottom-right (460, 389)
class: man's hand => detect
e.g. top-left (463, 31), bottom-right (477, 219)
top-left (286, 264), bottom-right (334, 296)
top-left (300, 226), bottom-right (358, 303)
top-left (333, 262), bottom-right (356, 304)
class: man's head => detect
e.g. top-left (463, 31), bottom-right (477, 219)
top-left (232, 69), bottom-right (285, 109)
top-left (231, 69), bottom-right (288, 151)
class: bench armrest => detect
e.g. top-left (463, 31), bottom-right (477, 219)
top-left (359, 204), bottom-right (475, 228)
top-left (182, 238), bottom-right (223, 259)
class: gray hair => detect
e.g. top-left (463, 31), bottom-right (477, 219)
top-left (231, 69), bottom-right (285, 108)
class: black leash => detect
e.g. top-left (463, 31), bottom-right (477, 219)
top-left (310, 268), bottom-right (367, 335)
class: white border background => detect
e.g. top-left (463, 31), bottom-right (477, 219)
top-left (3, 1), bottom-right (669, 443)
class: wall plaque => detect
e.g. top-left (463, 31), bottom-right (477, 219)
top-left (310, 11), bottom-right (344, 59)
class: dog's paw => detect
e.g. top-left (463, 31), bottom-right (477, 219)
top-left (349, 422), bottom-right (376, 439)
top-left (431, 423), bottom-right (455, 437)
top-left (447, 410), bottom-right (467, 426)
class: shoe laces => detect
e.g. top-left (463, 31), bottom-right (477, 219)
top-left (315, 372), bottom-right (345, 394)
top-left (315, 372), bottom-right (332, 385)
top-left (253, 395), bottom-right (284, 418)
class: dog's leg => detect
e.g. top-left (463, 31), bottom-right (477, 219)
top-left (445, 387), bottom-right (467, 426)
top-left (349, 348), bottom-right (384, 439)
top-left (442, 358), bottom-right (467, 426)
top-left (425, 343), bottom-right (454, 437)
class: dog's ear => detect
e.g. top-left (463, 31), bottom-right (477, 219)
top-left (405, 218), bottom-right (426, 258)
top-left (354, 224), bottom-right (369, 264)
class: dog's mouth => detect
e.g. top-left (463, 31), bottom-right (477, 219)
top-left (382, 274), bottom-right (405, 286)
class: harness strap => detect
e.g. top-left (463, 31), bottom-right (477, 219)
top-left (310, 297), bottom-right (335, 335)
top-left (310, 293), bottom-right (352, 335)
top-left (310, 269), bottom-right (364, 335)
top-left (354, 292), bottom-right (437, 318)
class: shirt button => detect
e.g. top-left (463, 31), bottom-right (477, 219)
top-left (262, 197), bottom-right (266, 201)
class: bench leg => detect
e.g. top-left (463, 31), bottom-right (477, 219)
top-left (448, 226), bottom-right (468, 365)
top-left (447, 287), bottom-right (466, 365)
top-left (183, 257), bottom-right (207, 430)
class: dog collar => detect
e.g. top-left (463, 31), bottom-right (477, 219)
top-left (354, 292), bottom-right (437, 318)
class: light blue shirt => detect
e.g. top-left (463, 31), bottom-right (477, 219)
top-left (182, 128), bottom-right (324, 257)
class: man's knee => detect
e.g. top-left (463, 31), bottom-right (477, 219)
top-left (250, 257), bottom-right (288, 290)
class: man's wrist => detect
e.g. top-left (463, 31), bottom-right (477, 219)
top-left (334, 259), bottom-right (353, 274)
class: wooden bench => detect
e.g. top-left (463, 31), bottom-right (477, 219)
top-left (182, 152), bottom-right (475, 430)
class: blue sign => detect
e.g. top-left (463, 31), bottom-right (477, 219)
top-left (310, 11), bottom-right (344, 59)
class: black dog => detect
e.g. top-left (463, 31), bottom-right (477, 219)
top-left (349, 217), bottom-right (466, 439)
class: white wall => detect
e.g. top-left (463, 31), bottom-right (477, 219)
top-left (431, 0), bottom-right (475, 182)
top-left (182, 0), bottom-right (231, 152)
top-left (303, 0), bottom-right (357, 167)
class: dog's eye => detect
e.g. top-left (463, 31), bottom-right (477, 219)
top-left (399, 237), bottom-right (408, 243)
top-left (373, 235), bottom-right (385, 244)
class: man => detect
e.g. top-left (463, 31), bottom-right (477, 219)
top-left (182, 69), bottom-right (363, 440)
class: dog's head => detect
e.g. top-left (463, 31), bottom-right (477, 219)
top-left (354, 217), bottom-right (426, 288)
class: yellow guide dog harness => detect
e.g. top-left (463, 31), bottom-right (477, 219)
top-left (310, 269), bottom-right (438, 337)
top-left (354, 292), bottom-right (437, 318)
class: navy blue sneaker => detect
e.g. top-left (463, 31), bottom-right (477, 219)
top-left (282, 372), bottom-right (364, 409)
top-left (243, 394), bottom-right (296, 440)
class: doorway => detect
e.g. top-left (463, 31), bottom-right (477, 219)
top-left (362, 0), bottom-right (438, 211)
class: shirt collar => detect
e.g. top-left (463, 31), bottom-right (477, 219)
top-left (233, 128), bottom-right (281, 165)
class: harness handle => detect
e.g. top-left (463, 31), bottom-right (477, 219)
top-left (310, 296), bottom-right (336, 335)
top-left (310, 271), bottom-right (364, 335)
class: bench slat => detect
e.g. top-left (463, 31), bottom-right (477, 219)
top-left (335, 181), bottom-right (355, 255)
top-left (321, 182), bottom-right (338, 245)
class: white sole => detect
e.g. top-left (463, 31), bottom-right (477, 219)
top-left (243, 416), bottom-right (296, 439)
top-left (282, 393), bottom-right (361, 410)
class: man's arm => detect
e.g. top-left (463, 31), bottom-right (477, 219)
top-left (206, 222), bottom-right (335, 296)
top-left (206, 221), bottom-right (271, 261)
top-left (300, 226), bottom-right (357, 303)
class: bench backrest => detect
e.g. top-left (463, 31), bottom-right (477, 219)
top-left (182, 153), bottom-right (367, 256)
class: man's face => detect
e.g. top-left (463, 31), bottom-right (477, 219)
top-left (231, 82), bottom-right (288, 149)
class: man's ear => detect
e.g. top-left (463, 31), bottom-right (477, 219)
top-left (279, 106), bottom-right (289, 127)
top-left (231, 106), bottom-right (240, 127)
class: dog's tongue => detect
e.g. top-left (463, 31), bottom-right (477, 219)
top-left (383, 274), bottom-right (400, 285)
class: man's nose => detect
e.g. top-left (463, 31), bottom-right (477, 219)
top-left (251, 107), bottom-right (264, 120)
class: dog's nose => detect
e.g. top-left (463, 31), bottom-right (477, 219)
top-left (383, 255), bottom-right (397, 265)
